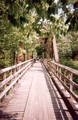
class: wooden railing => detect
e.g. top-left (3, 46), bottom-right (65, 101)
top-left (42, 58), bottom-right (78, 119)
top-left (0, 59), bottom-right (34, 100)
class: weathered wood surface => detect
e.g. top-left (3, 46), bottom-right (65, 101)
top-left (0, 59), bottom-right (34, 99)
top-left (0, 61), bottom-right (73, 120)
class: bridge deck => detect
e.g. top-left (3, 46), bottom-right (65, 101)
top-left (0, 61), bottom-right (73, 120)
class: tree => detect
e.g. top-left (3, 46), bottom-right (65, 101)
top-left (0, 0), bottom-right (78, 68)
top-left (67, 32), bottom-right (78, 59)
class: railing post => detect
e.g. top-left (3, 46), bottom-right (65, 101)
top-left (56, 65), bottom-right (59, 77)
top-left (69, 72), bottom-right (73, 92)
top-left (64, 69), bottom-right (66, 83)
top-left (52, 63), bottom-right (55, 73)
top-left (55, 65), bottom-right (57, 76)
top-left (69, 72), bottom-right (73, 100)
top-left (14, 68), bottom-right (17, 84)
top-left (10, 70), bottom-right (13, 90)
top-left (59, 67), bottom-right (61, 80)
top-left (3, 73), bottom-right (6, 97)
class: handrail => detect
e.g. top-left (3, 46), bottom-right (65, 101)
top-left (42, 58), bottom-right (78, 118)
top-left (51, 61), bottom-right (78, 75)
top-left (0, 59), bottom-right (34, 100)
top-left (0, 59), bottom-right (32, 74)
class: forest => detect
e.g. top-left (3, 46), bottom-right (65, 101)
top-left (0, 0), bottom-right (78, 70)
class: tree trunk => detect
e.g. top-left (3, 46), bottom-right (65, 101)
top-left (44, 38), bottom-right (48, 58)
top-left (13, 52), bottom-right (17, 65)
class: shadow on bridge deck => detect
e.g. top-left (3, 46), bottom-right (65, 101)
top-left (0, 61), bottom-right (73, 120)
top-left (43, 63), bottom-right (72, 120)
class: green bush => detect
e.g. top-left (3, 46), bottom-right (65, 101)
top-left (60, 59), bottom-right (78, 70)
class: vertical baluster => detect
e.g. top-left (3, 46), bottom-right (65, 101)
top-left (19, 64), bottom-right (22, 79)
top-left (10, 70), bottom-right (13, 90)
top-left (14, 68), bottom-right (16, 84)
top-left (56, 65), bottom-right (58, 77)
top-left (49, 61), bottom-right (51, 73)
top-left (21, 64), bottom-right (23, 73)
top-left (45, 60), bottom-right (47, 68)
top-left (69, 72), bottom-right (73, 99)
top-left (64, 69), bottom-right (67, 92)
top-left (48, 62), bottom-right (50, 73)
top-left (69, 72), bottom-right (73, 91)
top-left (3, 72), bottom-right (6, 97)
top-left (46, 60), bottom-right (48, 69)
top-left (49, 61), bottom-right (52, 74)
top-left (56, 65), bottom-right (58, 76)
top-left (55, 65), bottom-right (57, 76)
top-left (45, 60), bottom-right (47, 67)
top-left (53, 63), bottom-right (55, 73)
top-left (48, 61), bottom-right (50, 73)
top-left (52, 63), bottom-right (55, 76)
top-left (59, 67), bottom-right (61, 80)
top-left (64, 69), bottom-right (66, 83)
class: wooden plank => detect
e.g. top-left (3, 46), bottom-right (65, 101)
top-left (0, 63), bottom-right (32, 99)
top-left (0, 59), bottom-right (33, 74)
top-left (2, 67), bottom-right (35, 120)
top-left (42, 63), bottom-right (73, 120)
top-left (0, 61), bottom-right (73, 120)
top-left (23, 63), bottom-right (45, 120)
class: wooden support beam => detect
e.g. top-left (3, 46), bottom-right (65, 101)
top-left (52, 34), bottom-right (59, 63)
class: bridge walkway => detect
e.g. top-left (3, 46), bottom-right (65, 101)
top-left (0, 61), bottom-right (73, 120)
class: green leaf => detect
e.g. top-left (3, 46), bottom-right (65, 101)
top-left (47, 0), bottom-right (54, 5)
top-left (5, 0), bottom-right (11, 6)
top-left (34, 28), bottom-right (41, 34)
top-left (60, 0), bottom-right (68, 5)
top-left (49, 16), bottom-right (55, 22)
top-left (20, 16), bottom-right (28, 24)
top-left (48, 3), bottom-right (56, 15)
top-left (5, 0), bottom-right (16, 6)
top-left (8, 14), bottom-right (19, 27)
top-left (32, 0), bottom-right (40, 4)
top-left (65, 14), bottom-right (72, 24)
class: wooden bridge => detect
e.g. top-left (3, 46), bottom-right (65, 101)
top-left (0, 59), bottom-right (78, 120)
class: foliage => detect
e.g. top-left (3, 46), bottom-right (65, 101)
top-left (67, 32), bottom-right (78, 59)
top-left (57, 30), bottom-right (78, 84)
top-left (0, 0), bottom-right (78, 68)
top-left (57, 31), bottom-right (78, 60)
top-left (65, 1), bottom-right (78, 31)
top-left (36, 45), bottom-right (44, 57)
top-left (60, 58), bottom-right (78, 70)
top-left (65, 9), bottom-right (78, 31)
top-left (57, 36), bottom-right (72, 58)
top-left (1, 0), bottom-right (78, 31)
